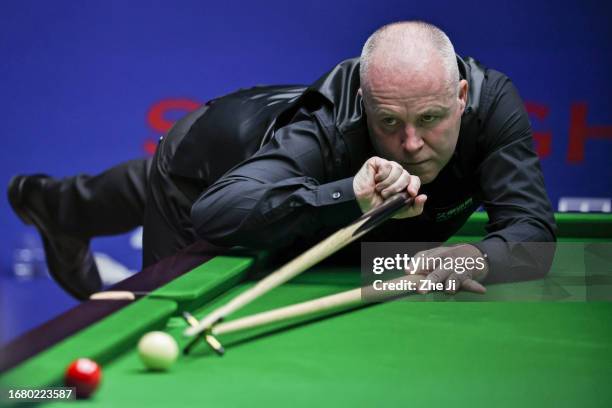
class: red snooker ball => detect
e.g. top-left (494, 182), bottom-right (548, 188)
top-left (64, 358), bottom-right (102, 398)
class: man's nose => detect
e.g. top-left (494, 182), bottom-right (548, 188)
top-left (401, 125), bottom-right (424, 153)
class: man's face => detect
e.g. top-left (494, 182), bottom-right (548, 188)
top-left (361, 64), bottom-right (468, 184)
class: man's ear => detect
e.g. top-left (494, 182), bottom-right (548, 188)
top-left (358, 88), bottom-right (367, 109)
top-left (458, 79), bottom-right (469, 112)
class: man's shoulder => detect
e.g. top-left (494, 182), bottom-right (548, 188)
top-left (305, 58), bottom-right (364, 131)
top-left (208, 85), bottom-right (307, 111)
top-left (194, 58), bottom-right (361, 133)
top-left (307, 57), bottom-right (361, 101)
top-left (460, 56), bottom-right (518, 120)
top-left (455, 56), bottom-right (528, 172)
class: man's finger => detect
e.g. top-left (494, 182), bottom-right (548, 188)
top-left (444, 272), bottom-right (461, 294)
top-left (404, 246), bottom-right (435, 275)
top-left (392, 193), bottom-right (427, 219)
top-left (366, 157), bottom-right (385, 183)
top-left (461, 279), bottom-right (487, 294)
top-left (381, 171), bottom-right (410, 198)
top-left (426, 269), bottom-right (450, 284)
top-left (364, 158), bottom-right (378, 181)
top-left (373, 159), bottom-right (393, 183)
top-left (419, 268), bottom-right (451, 294)
top-left (410, 194), bottom-right (427, 215)
top-left (376, 163), bottom-right (403, 191)
top-left (406, 174), bottom-right (421, 197)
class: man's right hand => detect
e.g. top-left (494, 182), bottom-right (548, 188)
top-left (353, 156), bottom-right (427, 219)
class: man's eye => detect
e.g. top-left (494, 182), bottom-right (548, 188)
top-left (421, 115), bottom-right (438, 124)
top-left (381, 117), bottom-right (398, 126)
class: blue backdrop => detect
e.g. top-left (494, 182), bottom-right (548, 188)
top-left (1, 0), bottom-right (611, 342)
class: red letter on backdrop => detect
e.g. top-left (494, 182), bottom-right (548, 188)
top-left (147, 99), bottom-right (201, 133)
top-left (567, 103), bottom-right (612, 163)
top-left (143, 98), bottom-right (202, 154)
top-left (525, 102), bottom-right (552, 158)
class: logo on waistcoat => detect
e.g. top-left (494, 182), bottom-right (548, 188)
top-left (435, 197), bottom-right (474, 222)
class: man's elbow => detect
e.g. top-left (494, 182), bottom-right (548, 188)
top-left (191, 204), bottom-right (281, 249)
top-left (191, 200), bottom-right (235, 245)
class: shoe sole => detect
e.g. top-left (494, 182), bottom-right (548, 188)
top-left (7, 175), bottom-right (95, 300)
top-left (8, 176), bottom-right (35, 225)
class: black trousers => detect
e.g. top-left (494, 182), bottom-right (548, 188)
top-left (42, 110), bottom-right (209, 268)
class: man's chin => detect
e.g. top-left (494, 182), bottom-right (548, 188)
top-left (417, 169), bottom-right (439, 185)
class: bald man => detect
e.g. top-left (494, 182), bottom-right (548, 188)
top-left (8, 21), bottom-right (556, 299)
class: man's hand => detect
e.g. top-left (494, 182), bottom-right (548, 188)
top-left (353, 156), bottom-right (427, 219)
top-left (406, 244), bottom-right (489, 294)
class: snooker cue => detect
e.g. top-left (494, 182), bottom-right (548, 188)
top-left (184, 192), bottom-right (413, 338)
top-left (211, 274), bottom-right (422, 336)
top-left (89, 291), bottom-right (150, 300)
top-left (183, 311), bottom-right (225, 355)
top-left (213, 288), bottom-right (362, 335)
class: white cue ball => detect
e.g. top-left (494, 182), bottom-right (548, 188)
top-left (138, 331), bottom-right (179, 371)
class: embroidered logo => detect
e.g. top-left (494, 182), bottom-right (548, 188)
top-left (435, 197), bottom-right (474, 222)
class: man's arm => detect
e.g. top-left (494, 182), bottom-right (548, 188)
top-left (471, 75), bottom-right (557, 283)
top-left (407, 78), bottom-right (556, 291)
top-left (191, 109), bottom-right (362, 249)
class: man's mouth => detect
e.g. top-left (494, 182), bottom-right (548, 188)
top-left (403, 159), bottom-right (429, 166)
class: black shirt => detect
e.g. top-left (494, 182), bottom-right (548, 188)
top-left (176, 56), bottom-right (556, 282)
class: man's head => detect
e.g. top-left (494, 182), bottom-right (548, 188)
top-left (359, 21), bottom-right (468, 184)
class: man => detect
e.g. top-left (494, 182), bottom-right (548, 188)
top-left (8, 21), bottom-right (556, 300)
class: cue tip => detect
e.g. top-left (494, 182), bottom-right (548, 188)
top-left (181, 312), bottom-right (225, 356)
top-left (205, 333), bottom-right (225, 356)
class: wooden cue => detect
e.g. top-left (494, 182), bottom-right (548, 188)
top-left (184, 192), bottom-right (413, 338)
top-left (212, 274), bottom-right (423, 336)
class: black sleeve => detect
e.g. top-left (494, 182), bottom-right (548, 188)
top-left (471, 75), bottom-right (557, 283)
top-left (191, 109), bottom-right (363, 249)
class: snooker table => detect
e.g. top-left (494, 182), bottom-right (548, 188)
top-left (1, 212), bottom-right (611, 407)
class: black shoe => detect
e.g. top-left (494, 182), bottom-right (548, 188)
top-left (7, 175), bottom-right (102, 300)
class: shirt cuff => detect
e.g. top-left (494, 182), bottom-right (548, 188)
top-left (316, 177), bottom-right (363, 227)
top-left (471, 237), bottom-right (509, 283)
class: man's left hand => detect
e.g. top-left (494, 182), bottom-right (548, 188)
top-left (406, 244), bottom-right (489, 294)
